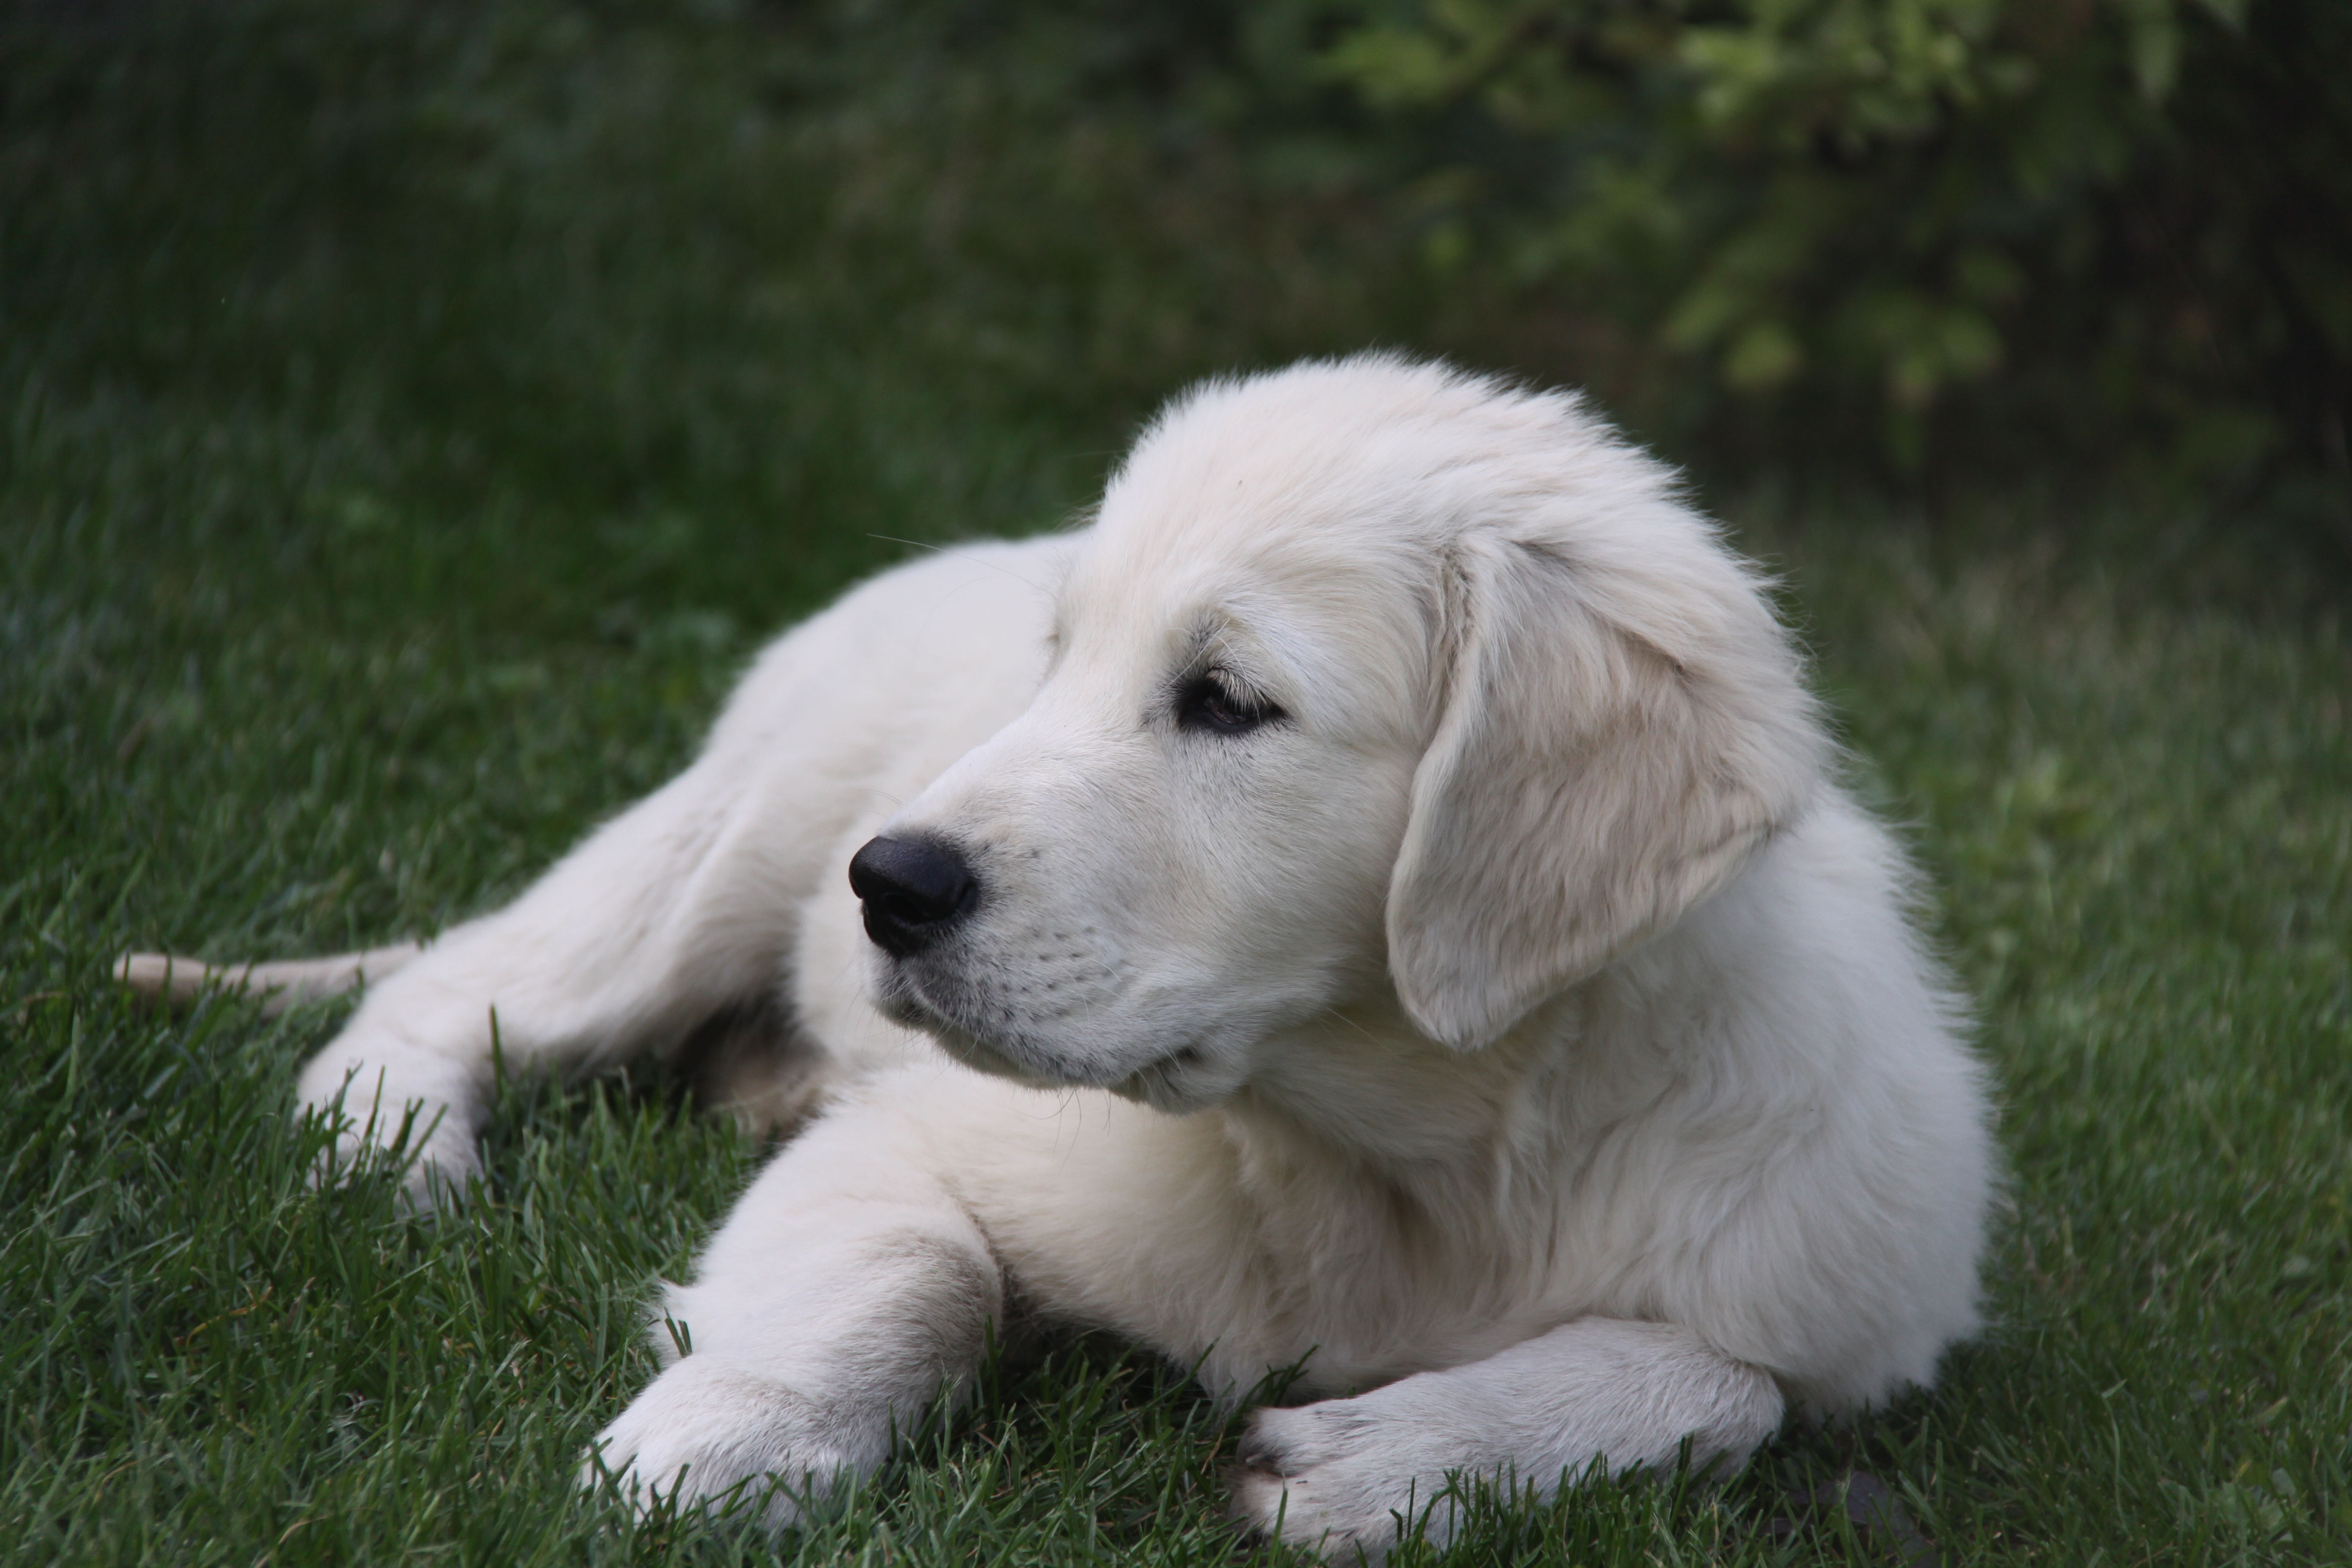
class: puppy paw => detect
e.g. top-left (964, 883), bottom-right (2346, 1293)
top-left (1232, 1398), bottom-right (1467, 1563)
top-left (582, 1356), bottom-right (866, 1530)
top-left (296, 1049), bottom-right (482, 1212)
top-left (1228, 1323), bottom-right (1784, 1561)
top-left (303, 1110), bottom-right (479, 1214)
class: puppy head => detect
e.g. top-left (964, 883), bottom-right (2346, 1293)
top-left (863, 355), bottom-right (1824, 1104)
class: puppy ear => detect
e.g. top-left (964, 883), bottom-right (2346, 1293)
top-left (1386, 525), bottom-right (1824, 1050)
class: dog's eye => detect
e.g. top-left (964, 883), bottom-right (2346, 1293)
top-left (1176, 673), bottom-right (1281, 736)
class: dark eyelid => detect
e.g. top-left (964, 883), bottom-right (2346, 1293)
top-left (1173, 667), bottom-right (1283, 735)
top-left (1201, 664), bottom-right (1249, 700)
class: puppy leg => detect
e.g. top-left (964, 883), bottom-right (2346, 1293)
top-left (586, 1098), bottom-right (1000, 1526)
top-left (1234, 1319), bottom-right (1783, 1561)
top-left (294, 755), bottom-right (799, 1206)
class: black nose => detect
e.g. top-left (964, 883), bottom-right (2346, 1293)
top-left (848, 835), bottom-right (979, 957)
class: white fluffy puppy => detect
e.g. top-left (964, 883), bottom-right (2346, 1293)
top-left (125, 355), bottom-right (1992, 1558)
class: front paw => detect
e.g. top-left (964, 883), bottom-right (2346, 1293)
top-left (582, 1356), bottom-right (863, 1529)
top-left (1233, 1399), bottom-right (1468, 1563)
top-left (297, 1049), bottom-right (482, 1211)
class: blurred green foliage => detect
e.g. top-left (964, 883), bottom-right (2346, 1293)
top-left (1306, 0), bottom-right (2352, 510)
top-left (3, 0), bottom-right (2345, 552)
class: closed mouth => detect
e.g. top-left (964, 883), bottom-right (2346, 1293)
top-left (885, 961), bottom-right (1213, 1099)
top-left (911, 996), bottom-right (1107, 1090)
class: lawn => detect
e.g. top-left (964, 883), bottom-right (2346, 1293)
top-left (3, 6), bottom-right (2348, 1565)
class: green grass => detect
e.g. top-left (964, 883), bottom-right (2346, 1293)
top-left (4, 5), bottom-right (2349, 1564)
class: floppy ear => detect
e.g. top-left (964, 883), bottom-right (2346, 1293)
top-left (1386, 527), bottom-right (1824, 1050)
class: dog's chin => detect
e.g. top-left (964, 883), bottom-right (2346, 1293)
top-left (874, 973), bottom-right (1236, 1113)
top-left (926, 1024), bottom-right (1079, 1092)
top-left (873, 977), bottom-right (1099, 1090)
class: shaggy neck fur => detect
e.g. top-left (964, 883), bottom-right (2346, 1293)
top-left (1186, 820), bottom-right (1822, 1399)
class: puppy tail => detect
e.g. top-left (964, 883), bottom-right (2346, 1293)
top-left (114, 942), bottom-right (424, 1015)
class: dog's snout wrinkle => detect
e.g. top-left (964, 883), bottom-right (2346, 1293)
top-left (849, 835), bottom-right (979, 957)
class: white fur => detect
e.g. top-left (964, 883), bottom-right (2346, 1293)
top-left (137, 356), bottom-right (1993, 1558)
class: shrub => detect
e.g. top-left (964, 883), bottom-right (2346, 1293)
top-left (6, 0), bottom-right (2345, 541)
top-left (1306, 0), bottom-right (2352, 516)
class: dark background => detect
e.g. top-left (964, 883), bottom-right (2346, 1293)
top-left (8, 0), bottom-right (2351, 599)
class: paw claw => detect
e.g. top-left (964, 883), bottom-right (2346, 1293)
top-left (1236, 1417), bottom-right (1296, 1476)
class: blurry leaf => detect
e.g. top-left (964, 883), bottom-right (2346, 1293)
top-left (1724, 319), bottom-right (1804, 390)
top-left (2118, 0), bottom-right (2183, 100)
top-left (1312, 0), bottom-right (2352, 498)
top-left (1420, 217), bottom-right (1472, 275)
